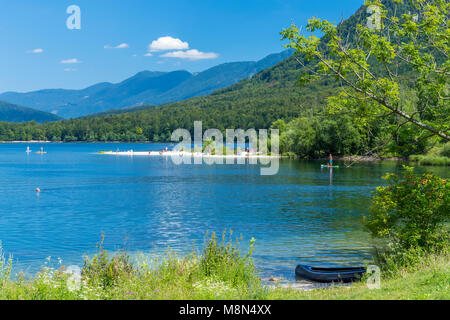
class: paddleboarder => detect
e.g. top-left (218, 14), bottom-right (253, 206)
top-left (328, 154), bottom-right (333, 167)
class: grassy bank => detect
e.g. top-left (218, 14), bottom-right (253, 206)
top-left (409, 143), bottom-right (450, 166)
top-left (269, 251), bottom-right (449, 300)
top-left (1, 233), bottom-right (448, 300)
top-left (409, 155), bottom-right (450, 166)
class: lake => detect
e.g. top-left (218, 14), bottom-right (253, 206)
top-left (1, 143), bottom-right (447, 280)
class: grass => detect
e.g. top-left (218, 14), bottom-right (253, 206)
top-left (0, 233), bottom-right (448, 300)
top-left (268, 251), bottom-right (449, 300)
top-left (409, 155), bottom-right (450, 166)
top-left (410, 143), bottom-right (450, 166)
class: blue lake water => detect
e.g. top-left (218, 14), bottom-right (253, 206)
top-left (1, 143), bottom-right (447, 280)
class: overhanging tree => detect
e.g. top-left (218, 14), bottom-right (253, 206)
top-left (281, 0), bottom-right (449, 143)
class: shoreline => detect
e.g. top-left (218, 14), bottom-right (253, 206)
top-left (0, 142), bottom-right (410, 162)
top-left (1, 140), bottom-right (54, 143)
top-left (98, 150), bottom-right (283, 159)
top-left (0, 141), bottom-right (159, 144)
top-left (335, 155), bottom-right (406, 162)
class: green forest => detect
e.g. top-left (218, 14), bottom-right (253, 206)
top-left (0, 0), bottom-right (449, 301)
top-left (0, 0), bottom-right (448, 162)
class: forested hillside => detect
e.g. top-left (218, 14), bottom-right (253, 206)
top-left (0, 58), bottom-right (336, 143)
top-left (0, 51), bottom-right (292, 119)
top-left (0, 101), bottom-right (61, 123)
top-left (1, 0), bottom-right (447, 160)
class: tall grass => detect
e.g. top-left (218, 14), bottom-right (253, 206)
top-left (409, 143), bottom-right (450, 166)
top-left (0, 234), bottom-right (448, 300)
top-left (0, 244), bottom-right (13, 285)
top-left (440, 143), bottom-right (450, 158)
top-left (0, 232), bottom-right (265, 300)
top-left (409, 155), bottom-right (450, 166)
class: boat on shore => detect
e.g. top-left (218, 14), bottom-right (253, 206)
top-left (295, 264), bottom-right (366, 283)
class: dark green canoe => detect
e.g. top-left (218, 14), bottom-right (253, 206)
top-left (295, 265), bottom-right (366, 283)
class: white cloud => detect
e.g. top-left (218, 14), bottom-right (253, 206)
top-left (160, 49), bottom-right (218, 61)
top-left (144, 53), bottom-right (152, 57)
top-left (29, 48), bottom-right (44, 54)
top-left (116, 43), bottom-right (129, 49)
top-left (149, 36), bottom-right (189, 52)
top-left (63, 68), bottom-right (77, 72)
top-left (61, 58), bottom-right (81, 64)
top-left (104, 43), bottom-right (129, 49)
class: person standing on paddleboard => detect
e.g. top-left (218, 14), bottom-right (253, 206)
top-left (329, 154), bottom-right (333, 167)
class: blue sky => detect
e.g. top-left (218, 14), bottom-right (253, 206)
top-left (0, 0), bottom-right (364, 93)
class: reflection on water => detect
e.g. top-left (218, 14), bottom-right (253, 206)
top-left (0, 143), bottom-right (448, 279)
top-left (329, 167), bottom-right (333, 185)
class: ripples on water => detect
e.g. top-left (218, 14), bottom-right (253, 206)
top-left (1, 143), bottom-right (447, 279)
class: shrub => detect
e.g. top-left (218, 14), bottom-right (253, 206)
top-left (409, 154), bottom-right (450, 166)
top-left (199, 231), bottom-right (259, 290)
top-left (440, 142), bottom-right (450, 158)
top-left (364, 166), bottom-right (449, 253)
top-left (202, 139), bottom-right (215, 153)
top-left (82, 235), bottom-right (135, 289)
top-left (0, 244), bottom-right (13, 285)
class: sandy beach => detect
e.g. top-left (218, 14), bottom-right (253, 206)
top-left (97, 150), bottom-right (281, 159)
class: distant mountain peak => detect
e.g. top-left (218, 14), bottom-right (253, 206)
top-left (0, 49), bottom-right (293, 119)
top-left (132, 70), bottom-right (168, 78)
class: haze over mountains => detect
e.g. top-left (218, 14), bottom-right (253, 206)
top-left (0, 0), bottom-right (420, 145)
top-left (0, 101), bottom-right (62, 123)
top-left (0, 50), bottom-right (293, 119)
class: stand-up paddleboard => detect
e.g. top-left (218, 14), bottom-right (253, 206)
top-left (321, 165), bottom-right (339, 168)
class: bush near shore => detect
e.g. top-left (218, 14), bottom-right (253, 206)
top-left (0, 233), bottom-right (448, 300)
top-left (409, 143), bottom-right (450, 166)
top-left (0, 168), bottom-right (448, 300)
top-left (409, 155), bottom-right (450, 166)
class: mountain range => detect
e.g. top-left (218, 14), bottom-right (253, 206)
top-left (0, 50), bottom-right (293, 119)
top-left (0, 0), bottom-right (417, 145)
